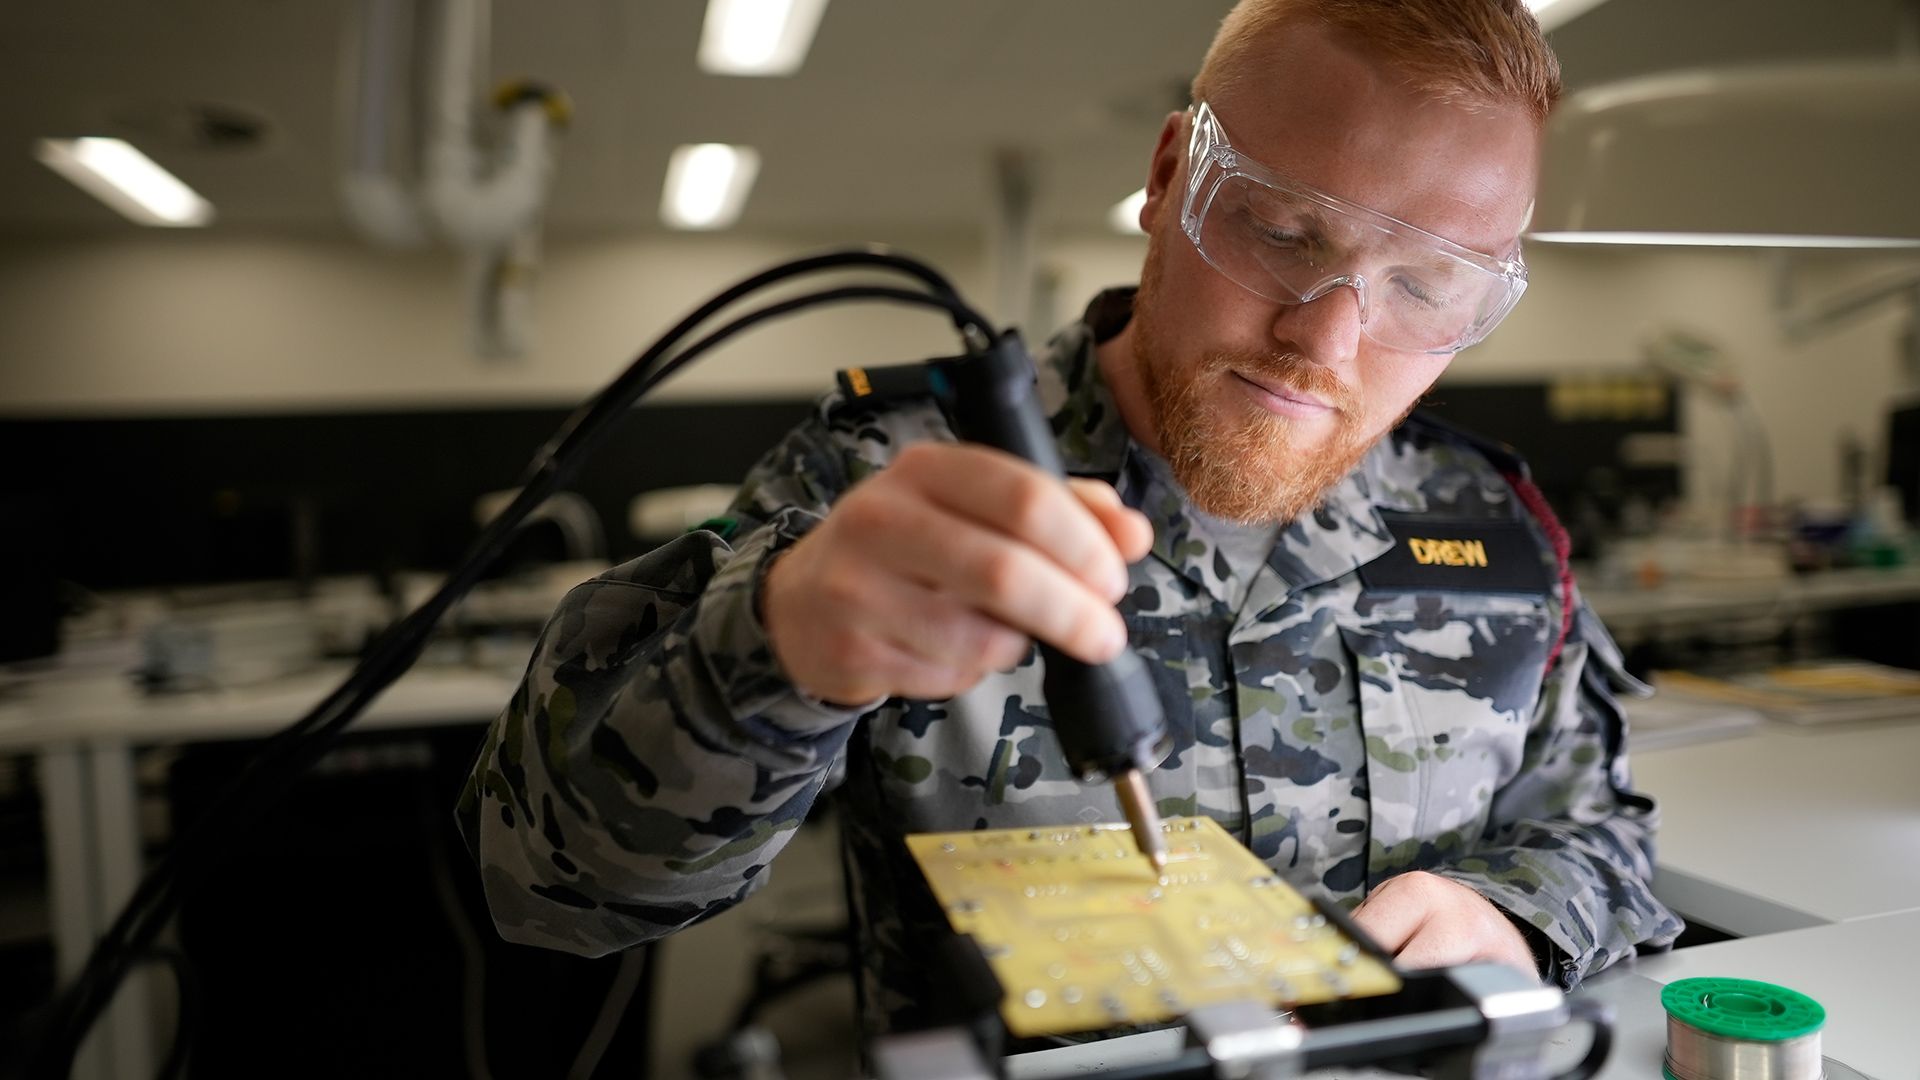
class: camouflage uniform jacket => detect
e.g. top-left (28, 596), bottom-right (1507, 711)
top-left (458, 288), bottom-right (1684, 1029)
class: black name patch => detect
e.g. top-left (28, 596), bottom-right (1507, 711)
top-left (1357, 514), bottom-right (1551, 594)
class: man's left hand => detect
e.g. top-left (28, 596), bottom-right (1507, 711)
top-left (1349, 871), bottom-right (1539, 979)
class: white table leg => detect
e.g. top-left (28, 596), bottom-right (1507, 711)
top-left (90, 740), bottom-right (157, 1078)
top-left (38, 744), bottom-right (110, 1080)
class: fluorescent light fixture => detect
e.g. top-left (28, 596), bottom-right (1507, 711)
top-left (699, 0), bottom-right (830, 77)
top-left (1109, 188), bottom-right (1147, 235)
top-left (661, 143), bottom-right (760, 230)
top-left (34, 137), bottom-right (214, 227)
top-left (1529, 231), bottom-right (1920, 250)
top-left (1524, 0), bottom-right (1613, 31)
top-left (1534, 64), bottom-right (1920, 250)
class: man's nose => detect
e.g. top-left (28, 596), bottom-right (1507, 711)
top-left (1271, 277), bottom-right (1366, 373)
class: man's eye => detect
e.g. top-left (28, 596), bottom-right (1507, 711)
top-left (1245, 217), bottom-right (1313, 251)
top-left (1392, 274), bottom-right (1453, 309)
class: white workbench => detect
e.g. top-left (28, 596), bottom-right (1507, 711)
top-left (1614, 910), bottom-right (1920, 1080)
top-left (1630, 718), bottom-right (1920, 936)
top-left (0, 662), bottom-right (519, 1080)
top-left (1006, 704), bottom-right (1920, 1080)
top-left (8, 658), bottom-right (1917, 1078)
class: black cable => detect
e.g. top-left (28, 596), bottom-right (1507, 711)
top-left (44, 281), bottom-right (986, 1074)
top-left (59, 287), bottom-right (975, 1025)
top-left (30, 250), bottom-right (996, 1078)
top-left (42, 283), bottom-right (983, 1075)
top-left (146, 949), bottom-right (197, 1080)
top-left (59, 269), bottom-right (984, 1004)
top-left (522, 247), bottom-right (987, 490)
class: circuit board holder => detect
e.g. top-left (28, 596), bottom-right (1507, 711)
top-left (905, 816), bottom-right (1402, 1038)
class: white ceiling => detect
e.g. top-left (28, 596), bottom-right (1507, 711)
top-left (0, 0), bottom-right (1912, 237)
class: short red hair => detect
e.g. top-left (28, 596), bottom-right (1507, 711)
top-left (1193, 0), bottom-right (1562, 126)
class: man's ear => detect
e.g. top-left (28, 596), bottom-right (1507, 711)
top-left (1137, 110), bottom-right (1188, 233)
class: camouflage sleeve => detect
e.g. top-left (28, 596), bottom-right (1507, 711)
top-left (1427, 599), bottom-right (1685, 988)
top-left (455, 412), bottom-right (872, 956)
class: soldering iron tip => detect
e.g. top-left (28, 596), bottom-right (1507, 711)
top-left (1114, 768), bottom-right (1168, 874)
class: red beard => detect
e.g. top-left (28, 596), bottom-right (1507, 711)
top-left (1129, 244), bottom-right (1377, 525)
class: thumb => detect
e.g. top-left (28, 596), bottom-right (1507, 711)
top-left (1068, 478), bottom-right (1153, 563)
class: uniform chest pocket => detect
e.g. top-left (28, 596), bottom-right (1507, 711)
top-left (1337, 593), bottom-right (1551, 873)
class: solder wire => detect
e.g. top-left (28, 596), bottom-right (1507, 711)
top-left (1666, 991), bottom-right (1827, 1076)
top-left (1664, 1020), bottom-right (1823, 1080)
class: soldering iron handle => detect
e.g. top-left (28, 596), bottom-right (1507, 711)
top-left (939, 332), bottom-right (1068, 478)
top-left (1040, 647), bottom-right (1169, 778)
top-left (941, 332), bottom-right (1170, 780)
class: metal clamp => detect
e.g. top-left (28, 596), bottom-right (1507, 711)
top-left (1184, 1000), bottom-right (1306, 1080)
top-left (869, 1027), bottom-right (996, 1080)
top-left (1433, 963), bottom-right (1584, 1080)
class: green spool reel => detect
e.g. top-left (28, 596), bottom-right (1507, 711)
top-left (1661, 977), bottom-right (1826, 1041)
top-left (1662, 977), bottom-right (1827, 1079)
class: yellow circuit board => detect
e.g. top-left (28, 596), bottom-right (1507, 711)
top-left (905, 816), bottom-right (1401, 1038)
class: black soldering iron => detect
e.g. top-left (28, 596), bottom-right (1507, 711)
top-left (932, 331), bottom-right (1173, 874)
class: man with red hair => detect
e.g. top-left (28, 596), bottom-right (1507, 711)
top-left (461, 0), bottom-right (1683, 1033)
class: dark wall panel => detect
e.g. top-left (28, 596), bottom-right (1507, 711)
top-left (0, 400), bottom-right (816, 590)
top-left (3, 382), bottom-right (1685, 592)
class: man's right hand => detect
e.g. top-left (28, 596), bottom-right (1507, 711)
top-left (760, 442), bottom-right (1155, 705)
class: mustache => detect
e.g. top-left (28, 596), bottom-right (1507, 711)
top-left (1202, 350), bottom-right (1355, 414)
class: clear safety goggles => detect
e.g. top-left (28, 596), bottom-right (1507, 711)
top-left (1180, 101), bottom-right (1528, 356)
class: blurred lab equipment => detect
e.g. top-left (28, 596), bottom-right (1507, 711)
top-left (629, 484), bottom-right (740, 546)
top-left (1643, 327), bottom-right (1775, 543)
top-left (139, 600), bottom-right (322, 690)
top-left (1421, 375), bottom-right (1683, 560)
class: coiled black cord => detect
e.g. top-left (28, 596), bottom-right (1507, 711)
top-left (22, 247), bottom-right (995, 1078)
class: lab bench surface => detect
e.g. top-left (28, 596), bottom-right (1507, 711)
top-left (6, 662), bottom-right (1917, 1079)
top-left (1630, 718), bottom-right (1920, 936)
top-left (1008, 911), bottom-right (1920, 1080)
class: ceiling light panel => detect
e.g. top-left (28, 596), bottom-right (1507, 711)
top-left (1524, 0), bottom-right (1614, 32)
top-left (34, 138), bottom-right (214, 227)
top-left (699, 0), bottom-right (830, 77)
top-left (661, 143), bottom-right (761, 230)
top-left (1109, 188), bottom-right (1147, 236)
top-left (1528, 231), bottom-right (1920, 250)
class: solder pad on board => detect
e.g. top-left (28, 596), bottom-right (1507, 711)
top-left (905, 816), bottom-right (1401, 1038)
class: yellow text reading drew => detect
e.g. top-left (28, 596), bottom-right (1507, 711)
top-left (1409, 538), bottom-right (1488, 567)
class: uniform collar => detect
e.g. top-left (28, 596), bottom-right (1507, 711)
top-left (1034, 287), bottom-right (1409, 599)
top-left (1034, 288), bottom-right (1134, 479)
top-left (1267, 448), bottom-right (1398, 595)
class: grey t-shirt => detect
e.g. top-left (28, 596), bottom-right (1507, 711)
top-left (1132, 446), bottom-right (1281, 611)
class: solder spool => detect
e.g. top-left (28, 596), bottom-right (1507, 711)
top-left (1661, 977), bottom-right (1826, 1080)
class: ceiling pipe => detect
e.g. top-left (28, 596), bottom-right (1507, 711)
top-left (342, 0), bottom-right (431, 249)
top-left (340, 0), bottom-right (569, 359)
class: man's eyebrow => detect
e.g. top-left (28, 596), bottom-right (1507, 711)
top-left (1292, 203), bottom-right (1335, 242)
top-left (1395, 239), bottom-right (1484, 275)
top-left (1405, 242), bottom-right (1459, 270)
top-left (1252, 188), bottom-right (1335, 239)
